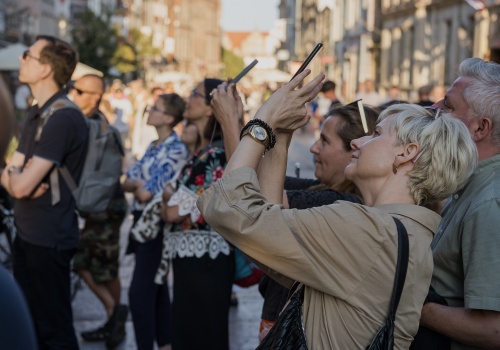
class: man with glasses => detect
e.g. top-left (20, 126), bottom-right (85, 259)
top-left (1, 35), bottom-right (87, 349)
top-left (69, 74), bottom-right (129, 348)
top-left (419, 58), bottom-right (500, 350)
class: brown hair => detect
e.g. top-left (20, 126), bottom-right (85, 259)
top-left (327, 104), bottom-right (378, 152)
top-left (36, 35), bottom-right (78, 88)
top-left (158, 93), bottom-right (186, 127)
top-left (322, 104), bottom-right (379, 194)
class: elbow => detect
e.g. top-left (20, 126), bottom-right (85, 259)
top-left (10, 186), bottom-right (31, 199)
top-left (136, 191), bottom-right (152, 203)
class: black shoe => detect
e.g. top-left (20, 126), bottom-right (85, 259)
top-left (81, 322), bottom-right (110, 342)
top-left (105, 304), bottom-right (128, 349)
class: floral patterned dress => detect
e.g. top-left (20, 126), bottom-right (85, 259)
top-left (167, 142), bottom-right (235, 350)
top-left (166, 143), bottom-right (230, 260)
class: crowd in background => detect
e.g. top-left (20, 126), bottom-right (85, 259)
top-left (1, 34), bottom-right (500, 350)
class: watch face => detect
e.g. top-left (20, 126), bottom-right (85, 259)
top-left (253, 126), bottom-right (267, 141)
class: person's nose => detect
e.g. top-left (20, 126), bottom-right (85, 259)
top-left (433, 98), bottom-right (445, 108)
top-left (350, 136), bottom-right (368, 150)
top-left (310, 140), bottom-right (319, 154)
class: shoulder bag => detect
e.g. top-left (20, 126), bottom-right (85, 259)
top-left (366, 217), bottom-right (409, 350)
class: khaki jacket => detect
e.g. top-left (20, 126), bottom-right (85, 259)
top-left (198, 167), bottom-right (440, 349)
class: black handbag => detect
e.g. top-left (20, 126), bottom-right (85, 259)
top-left (366, 217), bottom-right (409, 350)
top-left (256, 282), bottom-right (307, 350)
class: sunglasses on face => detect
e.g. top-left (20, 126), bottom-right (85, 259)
top-left (146, 105), bottom-right (168, 114)
top-left (22, 50), bottom-right (40, 61)
top-left (70, 85), bottom-right (101, 96)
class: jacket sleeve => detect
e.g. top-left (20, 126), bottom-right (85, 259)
top-left (198, 167), bottom-right (396, 298)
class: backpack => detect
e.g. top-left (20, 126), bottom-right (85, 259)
top-left (37, 97), bottom-right (125, 214)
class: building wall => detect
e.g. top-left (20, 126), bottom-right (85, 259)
top-left (282, 0), bottom-right (498, 102)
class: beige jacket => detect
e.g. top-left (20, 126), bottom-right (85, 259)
top-left (198, 167), bottom-right (440, 349)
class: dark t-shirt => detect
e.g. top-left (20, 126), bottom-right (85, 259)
top-left (15, 91), bottom-right (88, 250)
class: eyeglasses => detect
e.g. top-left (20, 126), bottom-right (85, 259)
top-left (424, 106), bottom-right (443, 119)
top-left (22, 50), bottom-right (40, 61)
top-left (190, 89), bottom-right (205, 99)
top-left (146, 105), bottom-right (168, 114)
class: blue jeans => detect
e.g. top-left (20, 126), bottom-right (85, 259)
top-left (13, 236), bottom-right (78, 350)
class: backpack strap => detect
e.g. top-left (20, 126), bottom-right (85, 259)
top-left (36, 98), bottom-right (83, 205)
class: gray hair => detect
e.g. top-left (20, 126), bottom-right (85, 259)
top-left (458, 58), bottom-right (500, 143)
top-left (380, 104), bottom-right (478, 205)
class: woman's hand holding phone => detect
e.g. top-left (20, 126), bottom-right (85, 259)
top-left (255, 69), bottom-right (325, 133)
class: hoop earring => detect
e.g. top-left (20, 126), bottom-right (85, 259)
top-left (392, 163), bottom-right (398, 174)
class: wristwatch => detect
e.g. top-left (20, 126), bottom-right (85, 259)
top-left (7, 165), bottom-right (21, 176)
top-left (241, 125), bottom-right (270, 148)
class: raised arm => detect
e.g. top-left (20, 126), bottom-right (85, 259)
top-left (210, 82), bottom-right (244, 161)
top-left (224, 70), bottom-right (324, 204)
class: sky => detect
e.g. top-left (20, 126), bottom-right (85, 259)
top-left (220, 0), bottom-right (280, 32)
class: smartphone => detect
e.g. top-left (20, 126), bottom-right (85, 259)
top-left (226, 59), bottom-right (259, 91)
top-left (290, 43), bottom-right (323, 81)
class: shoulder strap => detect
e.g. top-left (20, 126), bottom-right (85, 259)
top-left (37, 98), bottom-right (83, 205)
top-left (36, 98), bottom-right (82, 142)
top-left (388, 217), bottom-right (410, 321)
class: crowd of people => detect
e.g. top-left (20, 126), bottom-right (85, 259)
top-left (0, 33), bottom-right (499, 350)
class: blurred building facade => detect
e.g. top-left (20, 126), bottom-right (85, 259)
top-left (276, 0), bottom-right (500, 102)
top-left (0, 0), bottom-right (221, 81)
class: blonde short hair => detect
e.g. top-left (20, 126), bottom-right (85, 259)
top-left (380, 104), bottom-right (477, 205)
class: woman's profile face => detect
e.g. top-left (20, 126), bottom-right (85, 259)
top-left (183, 82), bottom-right (212, 121)
top-left (345, 116), bottom-right (399, 184)
top-left (310, 115), bottom-right (353, 189)
top-left (146, 99), bottom-right (168, 126)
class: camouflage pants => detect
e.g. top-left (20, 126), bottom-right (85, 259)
top-left (73, 197), bottom-right (128, 283)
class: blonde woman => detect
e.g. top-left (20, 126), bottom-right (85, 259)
top-left (198, 70), bottom-right (477, 349)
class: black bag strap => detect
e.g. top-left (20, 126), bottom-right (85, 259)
top-left (388, 217), bottom-right (410, 321)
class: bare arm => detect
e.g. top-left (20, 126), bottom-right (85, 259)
top-left (160, 183), bottom-right (188, 223)
top-left (2, 155), bottom-right (53, 199)
top-left (122, 177), bottom-right (142, 192)
top-left (421, 303), bottom-right (500, 349)
top-left (256, 133), bottom-right (291, 204)
top-left (224, 69), bottom-right (324, 177)
top-left (211, 83), bottom-right (244, 161)
top-left (1, 151), bottom-right (25, 194)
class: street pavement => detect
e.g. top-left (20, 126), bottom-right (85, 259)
top-left (72, 130), bottom-right (316, 349)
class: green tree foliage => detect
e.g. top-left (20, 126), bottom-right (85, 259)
top-left (221, 48), bottom-right (245, 80)
top-left (111, 40), bottom-right (137, 75)
top-left (127, 28), bottom-right (162, 77)
top-left (70, 10), bottom-right (117, 74)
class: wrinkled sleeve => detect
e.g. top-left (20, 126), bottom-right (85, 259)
top-left (462, 198), bottom-right (500, 312)
top-left (197, 167), bottom-right (392, 298)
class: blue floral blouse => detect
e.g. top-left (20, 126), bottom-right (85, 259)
top-left (127, 132), bottom-right (188, 211)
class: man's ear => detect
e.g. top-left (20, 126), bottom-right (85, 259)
top-left (470, 117), bottom-right (493, 142)
top-left (39, 63), bottom-right (53, 81)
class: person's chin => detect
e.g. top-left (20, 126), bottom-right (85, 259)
top-left (344, 164), bottom-right (355, 180)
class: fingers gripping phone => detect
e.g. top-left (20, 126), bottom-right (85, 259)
top-left (290, 43), bottom-right (323, 81)
top-left (226, 59), bottom-right (259, 91)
